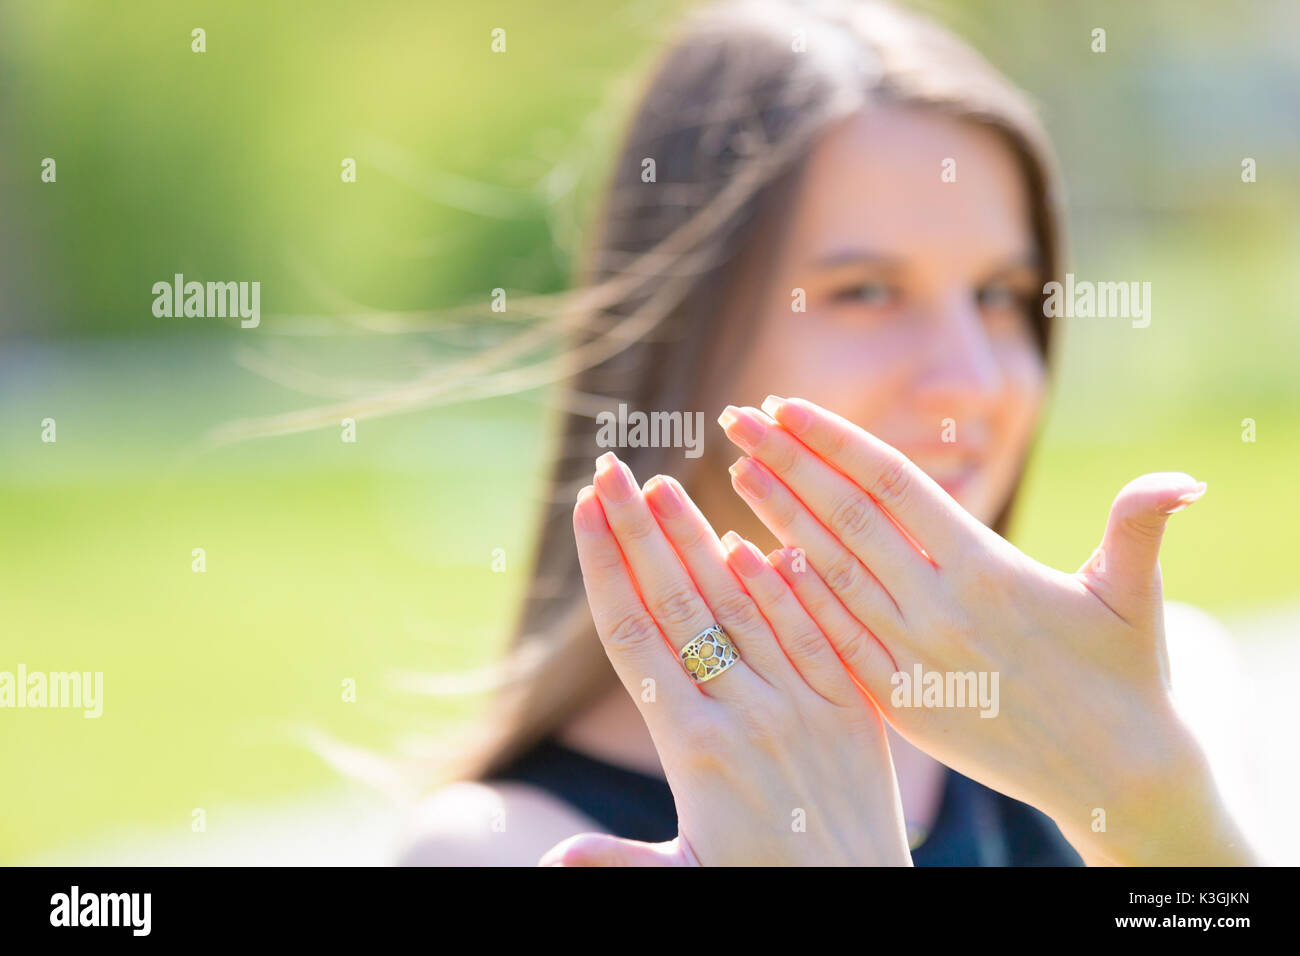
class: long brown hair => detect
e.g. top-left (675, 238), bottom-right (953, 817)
top-left (450, 0), bottom-right (1065, 781)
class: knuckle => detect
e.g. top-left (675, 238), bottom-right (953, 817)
top-left (674, 520), bottom-right (712, 555)
top-left (618, 516), bottom-right (658, 543)
top-left (606, 610), bottom-right (661, 653)
top-left (829, 491), bottom-right (878, 541)
top-left (588, 544), bottom-right (626, 574)
top-left (821, 553), bottom-right (862, 597)
top-left (872, 455), bottom-right (913, 509)
top-left (822, 423), bottom-right (849, 458)
top-left (767, 437), bottom-right (801, 476)
top-left (842, 627), bottom-right (886, 676)
top-left (650, 583), bottom-right (703, 629)
top-left (710, 591), bottom-right (764, 634)
top-left (676, 708), bottom-right (736, 755)
top-left (680, 727), bottom-right (731, 773)
top-left (1121, 510), bottom-right (1165, 542)
top-left (796, 586), bottom-right (833, 622)
top-left (784, 624), bottom-right (830, 662)
top-left (760, 493), bottom-right (796, 532)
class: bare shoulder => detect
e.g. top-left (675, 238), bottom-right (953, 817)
top-left (396, 780), bottom-right (607, 867)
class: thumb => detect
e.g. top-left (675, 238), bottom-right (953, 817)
top-left (1079, 472), bottom-right (1206, 623)
top-left (538, 833), bottom-right (694, 867)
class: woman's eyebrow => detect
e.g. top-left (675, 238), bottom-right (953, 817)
top-left (808, 250), bottom-right (1041, 273)
top-left (980, 252), bottom-right (1042, 276)
top-left (807, 249), bottom-right (901, 270)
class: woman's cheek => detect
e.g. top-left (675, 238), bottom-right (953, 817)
top-left (770, 309), bottom-right (915, 388)
top-left (997, 337), bottom-right (1048, 424)
top-left (985, 340), bottom-right (1047, 513)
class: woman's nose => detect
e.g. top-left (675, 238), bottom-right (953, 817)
top-left (912, 297), bottom-right (1004, 402)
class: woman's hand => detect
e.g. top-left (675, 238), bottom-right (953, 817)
top-left (718, 396), bottom-right (1256, 865)
top-left (541, 451), bottom-right (912, 866)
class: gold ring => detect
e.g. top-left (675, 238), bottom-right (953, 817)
top-left (679, 624), bottom-right (739, 683)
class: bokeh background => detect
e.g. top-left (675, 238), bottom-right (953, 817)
top-left (2, 0), bottom-right (1297, 863)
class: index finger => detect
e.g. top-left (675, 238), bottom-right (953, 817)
top-left (759, 396), bottom-right (983, 562)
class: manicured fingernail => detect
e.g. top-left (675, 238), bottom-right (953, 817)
top-left (722, 530), bottom-right (765, 578)
top-left (729, 456), bottom-right (771, 500)
top-left (1166, 480), bottom-right (1208, 513)
top-left (575, 485), bottom-right (606, 535)
top-left (645, 475), bottom-right (684, 518)
top-left (762, 395), bottom-right (812, 435)
top-left (718, 405), bottom-right (766, 452)
top-left (595, 452), bottom-right (635, 503)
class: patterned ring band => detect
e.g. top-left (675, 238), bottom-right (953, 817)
top-left (679, 624), bottom-right (739, 683)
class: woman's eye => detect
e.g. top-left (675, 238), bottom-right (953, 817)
top-left (834, 281), bottom-right (896, 307)
top-left (977, 283), bottom-right (1019, 311)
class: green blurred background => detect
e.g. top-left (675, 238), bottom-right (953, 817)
top-left (2, 0), bottom-right (1297, 863)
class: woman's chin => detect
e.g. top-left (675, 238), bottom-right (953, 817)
top-left (937, 476), bottom-right (1000, 527)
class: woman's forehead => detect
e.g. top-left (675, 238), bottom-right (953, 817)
top-left (786, 106), bottom-right (1036, 270)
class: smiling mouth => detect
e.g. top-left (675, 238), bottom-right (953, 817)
top-left (932, 470), bottom-right (977, 498)
top-left (907, 457), bottom-right (983, 499)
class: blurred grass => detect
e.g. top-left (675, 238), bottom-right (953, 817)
top-left (1, 356), bottom-right (551, 862)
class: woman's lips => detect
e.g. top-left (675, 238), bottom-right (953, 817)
top-left (932, 469), bottom-right (976, 499)
top-left (882, 434), bottom-right (989, 501)
top-left (905, 456), bottom-right (983, 499)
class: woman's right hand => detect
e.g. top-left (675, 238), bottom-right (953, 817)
top-left (540, 452), bottom-right (911, 866)
top-left (718, 397), bottom-right (1255, 865)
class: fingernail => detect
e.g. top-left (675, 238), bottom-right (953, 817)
top-left (718, 405), bottom-right (766, 452)
top-left (574, 485), bottom-right (606, 535)
top-left (763, 395), bottom-right (812, 435)
top-left (722, 530), bottom-right (765, 578)
top-left (729, 456), bottom-right (771, 500)
top-left (1167, 480), bottom-right (1208, 513)
top-left (595, 452), bottom-right (635, 503)
top-left (645, 475), bottom-right (684, 518)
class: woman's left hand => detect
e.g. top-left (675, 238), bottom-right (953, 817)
top-left (718, 396), bottom-right (1256, 865)
top-left (540, 451), bottom-right (912, 866)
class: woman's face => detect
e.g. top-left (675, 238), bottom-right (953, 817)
top-left (712, 105), bottom-right (1047, 528)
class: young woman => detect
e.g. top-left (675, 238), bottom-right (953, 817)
top-left (400, 0), bottom-right (1255, 866)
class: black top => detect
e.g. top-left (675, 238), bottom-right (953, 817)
top-left (491, 738), bottom-right (1082, 866)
